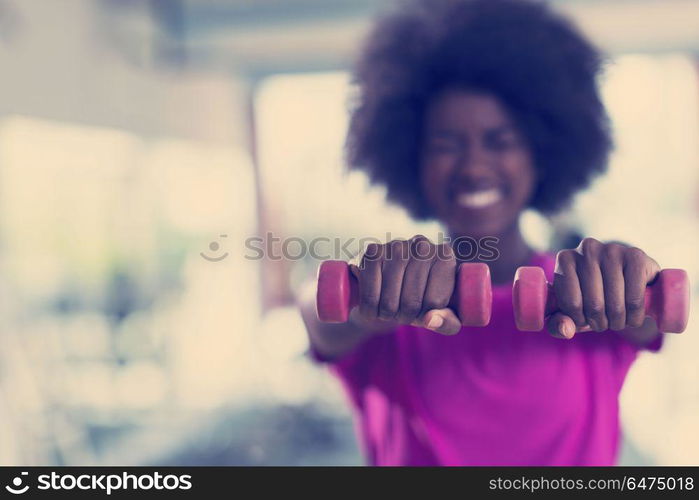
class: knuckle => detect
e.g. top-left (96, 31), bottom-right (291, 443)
top-left (378, 301), bottom-right (398, 319)
top-left (413, 239), bottom-right (435, 261)
top-left (422, 296), bottom-right (449, 312)
top-left (584, 302), bottom-right (606, 319)
top-left (605, 304), bottom-right (626, 320)
top-left (578, 237), bottom-right (601, 256)
top-left (360, 291), bottom-right (380, 309)
top-left (381, 254), bottom-right (402, 273)
top-left (594, 321), bottom-right (608, 332)
top-left (363, 243), bottom-right (383, 262)
top-left (398, 300), bottom-right (422, 321)
top-left (556, 249), bottom-right (576, 268)
top-left (442, 254), bottom-right (457, 269)
top-left (437, 243), bottom-right (455, 262)
top-left (578, 237), bottom-right (601, 251)
top-left (410, 234), bottom-right (429, 243)
top-left (602, 242), bottom-right (625, 260)
top-left (558, 296), bottom-right (582, 315)
top-left (627, 316), bottom-right (645, 328)
top-left (386, 239), bottom-right (409, 261)
top-left (625, 296), bottom-right (645, 313)
top-left (608, 319), bottom-right (626, 331)
top-left (579, 239), bottom-right (602, 263)
top-left (624, 246), bottom-right (646, 264)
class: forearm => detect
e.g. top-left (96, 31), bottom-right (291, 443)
top-left (298, 279), bottom-right (396, 361)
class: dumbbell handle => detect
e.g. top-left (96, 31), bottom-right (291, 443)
top-left (514, 267), bottom-right (690, 333)
top-left (316, 260), bottom-right (492, 326)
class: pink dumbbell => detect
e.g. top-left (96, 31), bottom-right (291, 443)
top-left (316, 260), bottom-right (492, 326)
top-left (512, 267), bottom-right (690, 333)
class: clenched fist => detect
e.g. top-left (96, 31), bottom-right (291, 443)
top-left (549, 238), bottom-right (660, 339)
top-left (350, 235), bottom-right (462, 335)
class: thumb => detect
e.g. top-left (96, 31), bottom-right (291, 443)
top-left (546, 312), bottom-right (577, 339)
top-left (415, 308), bottom-right (462, 335)
top-left (546, 313), bottom-right (593, 339)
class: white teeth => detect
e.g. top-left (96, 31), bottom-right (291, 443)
top-left (457, 188), bottom-right (503, 208)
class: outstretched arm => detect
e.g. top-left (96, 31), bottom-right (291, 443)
top-left (298, 279), bottom-right (394, 361)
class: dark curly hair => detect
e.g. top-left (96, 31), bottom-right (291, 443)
top-left (346, 0), bottom-right (613, 218)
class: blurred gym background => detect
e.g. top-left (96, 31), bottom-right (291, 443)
top-left (0, 0), bottom-right (698, 465)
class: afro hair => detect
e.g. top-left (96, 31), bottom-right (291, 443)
top-left (346, 0), bottom-right (613, 218)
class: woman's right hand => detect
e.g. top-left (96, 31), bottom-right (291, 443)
top-left (350, 235), bottom-right (462, 335)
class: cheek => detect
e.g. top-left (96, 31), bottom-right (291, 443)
top-left (506, 154), bottom-right (537, 203)
top-left (420, 157), bottom-right (452, 201)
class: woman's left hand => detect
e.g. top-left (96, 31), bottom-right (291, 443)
top-left (548, 237), bottom-right (661, 339)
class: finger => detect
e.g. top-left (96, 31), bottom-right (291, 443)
top-left (377, 240), bottom-right (411, 320)
top-left (623, 248), bottom-right (658, 328)
top-left (397, 237), bottom-right (434, 324)
top-left (421, 308), bottom-right (462, 335)
top-left (578, 255), bottom-right (608, 331)
top-left (646, 257), bottom-right (661, 285)
top-left (546, 312), bottom-right (577, 339)
top-left (553, 251), bottom-right (586, 327)
top-left (600, 245), bottom-right (626, 331)
top-left (357, 243), bottom-right (384, 320)
top-left (421, 244), bottom-right (457, 316)
top-left (348, 251), bottom-right (363, 271)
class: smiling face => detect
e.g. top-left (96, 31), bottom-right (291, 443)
top-left (420, 88), bottom-right (537, 239)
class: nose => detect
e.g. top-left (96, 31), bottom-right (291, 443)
top-left (455, 141), bottom-right (493, 178)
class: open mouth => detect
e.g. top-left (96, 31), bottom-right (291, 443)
top-left (455, 188), bottom-right (503, 209)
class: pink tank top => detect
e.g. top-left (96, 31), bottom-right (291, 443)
top-left (314, 252), bottom-right (662, 465)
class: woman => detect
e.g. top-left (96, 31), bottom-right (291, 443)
top-left (299, 0), bottom-right (663, 465)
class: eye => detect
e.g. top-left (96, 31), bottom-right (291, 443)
top-left (425, 137), bottom-right (462, 155)
top-left (485, 131), bottom-right (523, 152)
